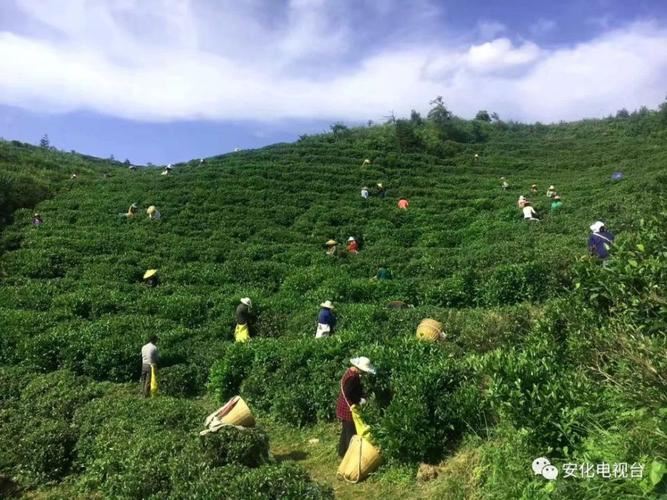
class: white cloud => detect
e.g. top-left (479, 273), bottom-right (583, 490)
top-left (0, 1), bottom-right (666, 124)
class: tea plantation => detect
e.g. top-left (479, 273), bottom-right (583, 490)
top-left (0, 110), bottom-right (665, 499)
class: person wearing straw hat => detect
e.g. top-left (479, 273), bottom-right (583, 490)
top-left (398, 198), bottom-right (409, 210)
top-left (146, 205), bottom-right (161, 220)
top-left (235, 297), bottom-right (253, 343)
top-left (316, 300), bottom-right (337, 338)
top-left (161, 164), bottom-right (173, 176)
top-left (140, 335), bottom-right (159, 398)
top-left (376, 183), bottom-right (386, 198)
top-left (517, 195), bottom-right (528, 208)
top-left (127, 203), bottom-right (139, 218)
top-left (531, 183), bottom-right (538, 194)
top-left (325, 239), bottom-right (338, 256)
top-left (546, 185), bottom-right (557, 198)
top-left (373, 266), bottom-right (392, 281)
top-left (588, 221), bottom-right (614, 260)
top-left (501, 177), bottom-right (509, 190)
top-left (336, 356), bottom-right (376, 457)
top-left (361, 186), bottom-right (369, 199)
top-left (143, 269), bottom-right (159, 287)
top-left (361, 159), bottom-right (371, 167)
top-left (346, 237), bottom-right (359, 254)
top-left (550, 195), bottom-right (563, 213)
top-left (32, 212), bottom-right (43, 226)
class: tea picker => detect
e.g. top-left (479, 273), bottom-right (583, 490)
top-left (32, 213), bottom-right (43, 226)
top-left (361, 186), bottom-right (369, 199)
top-left (347, 237), bottom-right (359, 254)
top-left (522, 202), bottom-right (540, 221)
top-left (501, 177), bottom-right (509, 190)
top-left (127, 202), bottom-right (139, 218)
top-left (531, 184), bottom-right (538, 194)
top-left (376, 183), bottom-right (386, 198)
top-left (143, 269), bottom-right (159, 287)
top-left (147, 205), bottom-right (161, 220)
top-left (373, 266), bottom-right (392, 281)
top-left (235, 297), bottom-right (253, 343)
top-left (336, 357), bottom-right (376, 457)
top-left (325, 239), bottom-right (338, 256)
top-left (546, 185), bottom-right (557, 198)
top-left (588, 221), bottom-right (614, 260)
top-left (140, 335), bottom-right (159, 398)
top-left (316, 300), bottom-right (336, 338)
top-left (397, 198), bottom-right (409, 210)
top-left (161, 164), bottom-right (173, 176)
top-left (550, 195), bottom-right (562, 213)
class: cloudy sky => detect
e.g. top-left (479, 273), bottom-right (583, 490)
top-left (1, 0), bottom-right (666, 164)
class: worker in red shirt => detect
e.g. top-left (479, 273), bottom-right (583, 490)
top-left (346, 236), bottom-right (359, 254)
top-left (336, 357), bottom-right (376, 457)
top-left (398, 198), bottom-right (409, 209)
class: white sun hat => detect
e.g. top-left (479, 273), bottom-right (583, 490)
top-left (241, 297), bottom-right (252, 307)
top-left (320, 300), bottom-right (334, 309)
top-left (590, 221), bottom-right (605, 233)
top-left (347, 236), bottom-right (355, 242)
top-left (350, 356), bottom-right (376, 375)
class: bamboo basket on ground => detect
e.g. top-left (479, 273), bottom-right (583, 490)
top-left (205, 396), bottom-right (255, 429)
top-left (416, 318), bottom-right (444, 342)
top-left (337, 435), bottom-right (382, 483)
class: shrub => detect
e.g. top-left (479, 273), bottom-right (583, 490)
top-left (200, 426), bottom-right (270, 467)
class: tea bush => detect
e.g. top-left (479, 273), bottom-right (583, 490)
top-left (0, 113), bottom-right (665, 497)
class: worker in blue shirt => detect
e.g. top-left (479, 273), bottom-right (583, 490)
top-left (315, 300), bottom-right (337, 338)
top-left (588, 221), bottom-right (615, 260)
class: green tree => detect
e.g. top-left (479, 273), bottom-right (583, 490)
top-left (395, 119), bottom-right (422, 152)
top-left (659, 95), bottom-right (667, 125)
top-left (39, 134), bottom-right (50, 149)
top-left (410, 110), bottom-right (424, 126)
top-left (475, 110), bottom-right (491, 122)
top-left (427, 96), bottom-right (452, 126)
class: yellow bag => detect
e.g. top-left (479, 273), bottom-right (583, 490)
top-left (350, 404), bottom-right (372, 441)
top-left (235, 324), bottom-right (249, 343)
top-left (337, 435), bottom-right (382, 483)
top-left (150, 364), bottom-right (158, 396)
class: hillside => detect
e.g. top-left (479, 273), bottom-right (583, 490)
top-left (0, 112), bottom-right (665, 499)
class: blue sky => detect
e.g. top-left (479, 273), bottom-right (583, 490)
top-left (1, 0), bottom-right (666, 165)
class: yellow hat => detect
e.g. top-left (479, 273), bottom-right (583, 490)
top-left (143, 269), bottom-right (158, 279)
top-left (326, 239), bottom-right (337, 246)
top-left (147, 205), bottom-right (157, 215)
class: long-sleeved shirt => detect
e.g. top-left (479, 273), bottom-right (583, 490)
top-left (235, 303), bottom-right (251, 325)
top-left (523, 206), bottom-right (538, 219)
top-left (336, 368), bottom-right (364, 421)
top-left (141, 342), bottom-right (159, 365)
top-left (318, 308), bottom-right (336, 329)
top-left (588, 231), bottom-right (615, 259)
top-left (347, 241), bottom-right (359, 253)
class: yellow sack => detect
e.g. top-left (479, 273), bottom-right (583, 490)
top-left (337, 435), bottom-right (382, 483)
top-left (350, 404), bottom-right (372, 441)
top-left (150, 364), bottom-right (158, 396)
top-left (234, 324), bottom-right (249, 343)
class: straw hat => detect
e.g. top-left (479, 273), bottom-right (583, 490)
top-left (549, 185), bottom-right (555, 190)
top-left (143, 269), bottom-right (158, 279)
top-left (553, 195), bottom-right (561, 200)
top-left (377, 183), bottom-right (383, 188)
top-left (531, 184), bottom-right (537, 188)
top-left (347, 236), bottom-right (355, 242)
top-left (320, 300), bottom-right (334, 309)
top-left (131, 203), bottom-right (138, 209)
top-left (590, 221), bottom-right (605, 233)
top-left (147, 205), bottom-right (157, 215)
top-left (326, 239), bottom-right (337, 246)
top-left (33, 213), bottom-right (40, 217)
top-left (519, 195), bottom-right (526, 201)
top-left (241, 297), bottom-right (252, 307)
top-left (362, 186), bottom-right (368, 190)
top-left (350, 356), bottom-right (376, 375)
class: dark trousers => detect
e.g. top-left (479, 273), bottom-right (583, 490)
top-left (140, 364), bottom-right (152, 398)
top-left (338, 420), bottom-right (357, 458)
